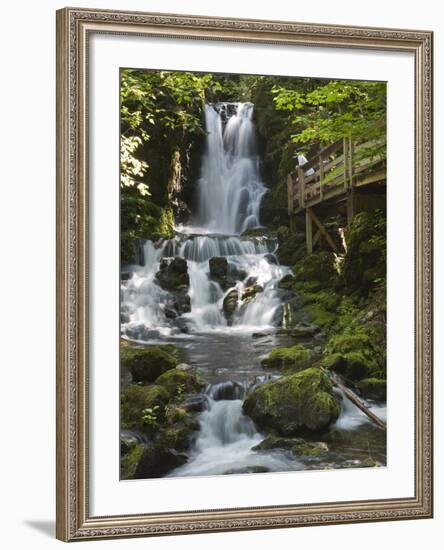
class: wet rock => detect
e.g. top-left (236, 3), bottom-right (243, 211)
top-left (134, 445), bottom-right (187, 479)
top-left (241, 284), bottom-right (263, 304)
top-left (290, 322), bottom-right (321, 338)
top-left (209, 380), bottom-right (245, 401)
top-left (209, 256), bottom-right (228, 279)
top-left (164, 307), bottom-right (177, 319)
top-left (278, 273), bottom-right (295, 290)
top-left (182, 394), bottom-right (210, 413)
top-left (252, 332), bottom-right (272, 339)
top-left (244, 276), bottom-right (258, 287)
top-left (155, 257), bottom-right (189, 291)
top-left (121, 346), bottom-right (178, 383)
top-left (223, 289), bottom-right (239, 323)
top-left (252, 436), bottom-right (328, 457)
top-left (121, 272), bottom-right (132, 282)
top-left (264, 253), bottom-right (278, 265)
top-left (243, 368), bottom-right (341, 436)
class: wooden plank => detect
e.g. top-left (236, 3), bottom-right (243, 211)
top-left (308, 207), bottom-right (340, 254)
top-left (355, 168), bottom-right (387, 187)
top-left (305, 209), bottom-right (313, 254)
top-left (313, 229), bottom-right (321, 247)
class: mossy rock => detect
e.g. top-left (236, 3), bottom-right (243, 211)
top-left (357, 378), bottom-right (387, 400)
top-left (321, 351), bottom-right (370, 381)
top-left (305, 304), bottom-right (336, 328)
top-left (155, 368), bottom-right (204, 397)
top-left (261, 345), bottom-right (311, 370)
top-left (121, 384), bottom-right (171, 433)
top-left (155, 406), bottom-right (200, 451)
top-left (155, 257), bottom-right (189, 291)
top-left (252, 436), bottom-right (328, 457)
top-left (293, 252), bottom-right (337, 287)
top-left (342, 210), bottom-right (386, 296)
top-left (243, 368), bottom-right (341, 436)
top-left (121, 346), bottom-right (178, 383)
top-left (323, 330), bottom-right (378, 381)
top-left (120, 437), bottom-right (145, 480)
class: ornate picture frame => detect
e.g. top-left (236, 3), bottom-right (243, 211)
top-left (56, 7), bottom-right (433, 541)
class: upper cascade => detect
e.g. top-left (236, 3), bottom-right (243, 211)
top-left (195, 102), bottom-right (267, 235)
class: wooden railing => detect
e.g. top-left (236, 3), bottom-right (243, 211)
top-left (287, 136), bottom-right (386, 214)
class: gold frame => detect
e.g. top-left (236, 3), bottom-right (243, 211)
top-left (56, 7), bottom-right (433, 542)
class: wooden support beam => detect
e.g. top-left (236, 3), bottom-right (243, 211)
top-left (313, 229), bottom-right (321, 248)
top-left (347, 188), bottom-right (356, 222)
top-left (305, 209), bottom-right (313, 254)
top-left (307, 207), bottom-right (340, 254)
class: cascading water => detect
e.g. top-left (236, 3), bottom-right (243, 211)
top-left (121, 102), bottom-right (291, 338)
top-left (196, 102), bottom-right (266, 235)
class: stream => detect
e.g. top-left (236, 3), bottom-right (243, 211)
top-left (121, 102), bottom-right (386, 477)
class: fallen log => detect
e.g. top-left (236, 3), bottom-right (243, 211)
top-left (322, 368), bottom-right (386, 431)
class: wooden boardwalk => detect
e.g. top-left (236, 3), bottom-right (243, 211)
top-left (287, 136), bottom-right (386, 254)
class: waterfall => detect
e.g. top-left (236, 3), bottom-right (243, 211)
top-left (196, 103), bottom-right (266, 235)
top-left (168, 382), bottom-right (298, 477)
top-left (121, 101), bottom-right (292, 338)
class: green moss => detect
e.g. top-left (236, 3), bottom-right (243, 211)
top-left (155, 368), bottom-right (204, 397)
top-left (262, 345), bottom-right (311, 370)
top-left (121, 345), bottom-right (178, 383)
top-left (120, 442), bottom-right (144, 479)
top-left (243, 368), bottom-right (341, 435)
top-left (305, 304), bottom-right (336, 328)
top-left (252, 436), bottom-right (328, 457)
top-left (121, 384), bottom-right (171, 434)
top-left (357, 378), bottom-right (387, 400)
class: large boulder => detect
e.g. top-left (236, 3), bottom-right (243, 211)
top-left (121, 346), bottom-right (178, 383)
top-left (243, 368), bottom-right (341, 436)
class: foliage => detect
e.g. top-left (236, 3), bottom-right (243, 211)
top-left (271, 79), bottom-right (386, 153)
top-left (141, 405), bottom-right (160, 427)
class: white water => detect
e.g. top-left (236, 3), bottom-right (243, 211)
top-left (169, 384), bottom-right (298, 477)
top-left (121, 102), bottom-right (292, 338)
top-left (196, 103), bottom-right (266, 235)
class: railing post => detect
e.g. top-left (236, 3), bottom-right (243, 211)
top-left (343, 137), bottom-right (349, 190)
top-left (319, 153), bottom-right (324, 200)
top-left (287, 173), bottom-right (294, 215)
top-left (305, 208), bottom-right (313, 254)
top-left (297, 166), bottom-right (305, 208)
top-left (348, 136), bottom-right (354, 187)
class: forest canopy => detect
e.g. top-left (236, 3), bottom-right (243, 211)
top-left (119, 69), bottom-right (386, 262)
